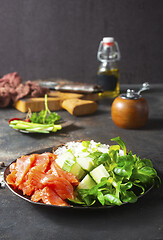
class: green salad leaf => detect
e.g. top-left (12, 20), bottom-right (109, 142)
top-left (70, 137), bottom-right (161, 207)
top-left (111, 136), bottom-right (127, 155)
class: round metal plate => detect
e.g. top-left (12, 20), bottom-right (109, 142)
top-left (4, 147), bottom-right (154, 210)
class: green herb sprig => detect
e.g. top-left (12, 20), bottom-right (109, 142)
top-left (9, 94), bottom-right (62, 133)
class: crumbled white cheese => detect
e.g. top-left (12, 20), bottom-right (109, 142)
top-left (54, 140), bottom-right (123, 158)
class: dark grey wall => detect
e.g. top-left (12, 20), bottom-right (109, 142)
top-left (0, 0), bottom-right (162, 84)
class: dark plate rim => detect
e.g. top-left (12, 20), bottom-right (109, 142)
top-left (4, 147), bottom-right (154, 210)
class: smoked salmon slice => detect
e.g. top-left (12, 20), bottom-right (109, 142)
top-left (15, 154), bottom-right (36, 186)
top-left (32, 153), bottom-right (51, 172)
top-left (6, 152), bottom-right (78, 206)
top-left (42, 176), bottom-right (74, 200)
top-left (31, 187), bottom-right (68, 206)
top-left (28, 169), bottom-right (74, 200)
top-left (6, 170), bottom-right (17, 188)
top-left (31, 189), bottom-right (43, 202)
top-left (18, 152), bottom-right (53, 195)
top-left (51, 162), bottom-right (79, 186)
top-left (41, 187), bottom-right (69, 206)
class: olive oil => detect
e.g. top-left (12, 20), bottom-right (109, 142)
top-left (97, 37), bottom-right (120, 98)
top-left (97, 64), bottom-right (120, 98)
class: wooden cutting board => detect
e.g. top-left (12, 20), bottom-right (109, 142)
top-left (14, 91), bottom-right (99, 116)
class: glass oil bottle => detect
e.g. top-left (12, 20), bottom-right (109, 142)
top-left (97, 37), bottom-right (121, 98)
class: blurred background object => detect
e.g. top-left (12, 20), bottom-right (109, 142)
top-left (0, 0), bottom-right (162, 84)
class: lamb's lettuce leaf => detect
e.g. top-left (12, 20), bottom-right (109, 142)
top-left (111, 136), bottom-right (127, 155)
top-left (72, 137), bottom-right (161, 207)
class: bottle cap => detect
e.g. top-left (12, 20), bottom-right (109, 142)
top-left (103, 37), bottom-right (114, 43)
top-left (103, 37), bottom-right (114, 46)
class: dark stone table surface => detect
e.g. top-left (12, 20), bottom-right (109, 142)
top-left (0, 84), bottom-right (163, 240)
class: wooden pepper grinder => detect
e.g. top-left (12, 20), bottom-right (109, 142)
top-left (111, 82), bottom-right (149, 129)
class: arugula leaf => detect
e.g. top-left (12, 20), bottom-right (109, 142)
top-left (89, 178), bottom-right (108, 195)
top-left (71, 137), bottom-right (161, 207)
top-left (104, 193), bottom-right (122, 206)
top-left (77, 189), bottom-right (96, 206)
top-left (133, 181), bottom-right (145, 195)
top-left (136, 158), bottom-right (153, 169)
top-left (97, 191), bottom-right (105, 206)
top-left (109, 145), bottom-right (120, 152)
top-left (90, 152), bottom-right (111, 167)
top-left (120, 182), bottom-right (133, 192)
top-left (109, 148), bottom-right (119, 164)
top-left (114, 154), bottom-right (135, 179)
top-left (67, 198), bottom-right (85, 205)
top-left (121, 191), bottom-right (138, 203)
top-left (111, 136), bottom-right (127, 155)
top-left (114, 165), bottom-right (133, 178)
top-left (98, 153), bottom-right (111, 165)
top-left (116, 152), bottom-right (135, 166)
top-left (137, 166), bottom-right (157, 177)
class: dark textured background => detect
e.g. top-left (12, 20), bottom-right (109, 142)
top-left (0, 0), bottom-right (162, 84)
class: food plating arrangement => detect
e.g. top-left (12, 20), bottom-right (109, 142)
top-left (4, 137), bottom-right (160, 208)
